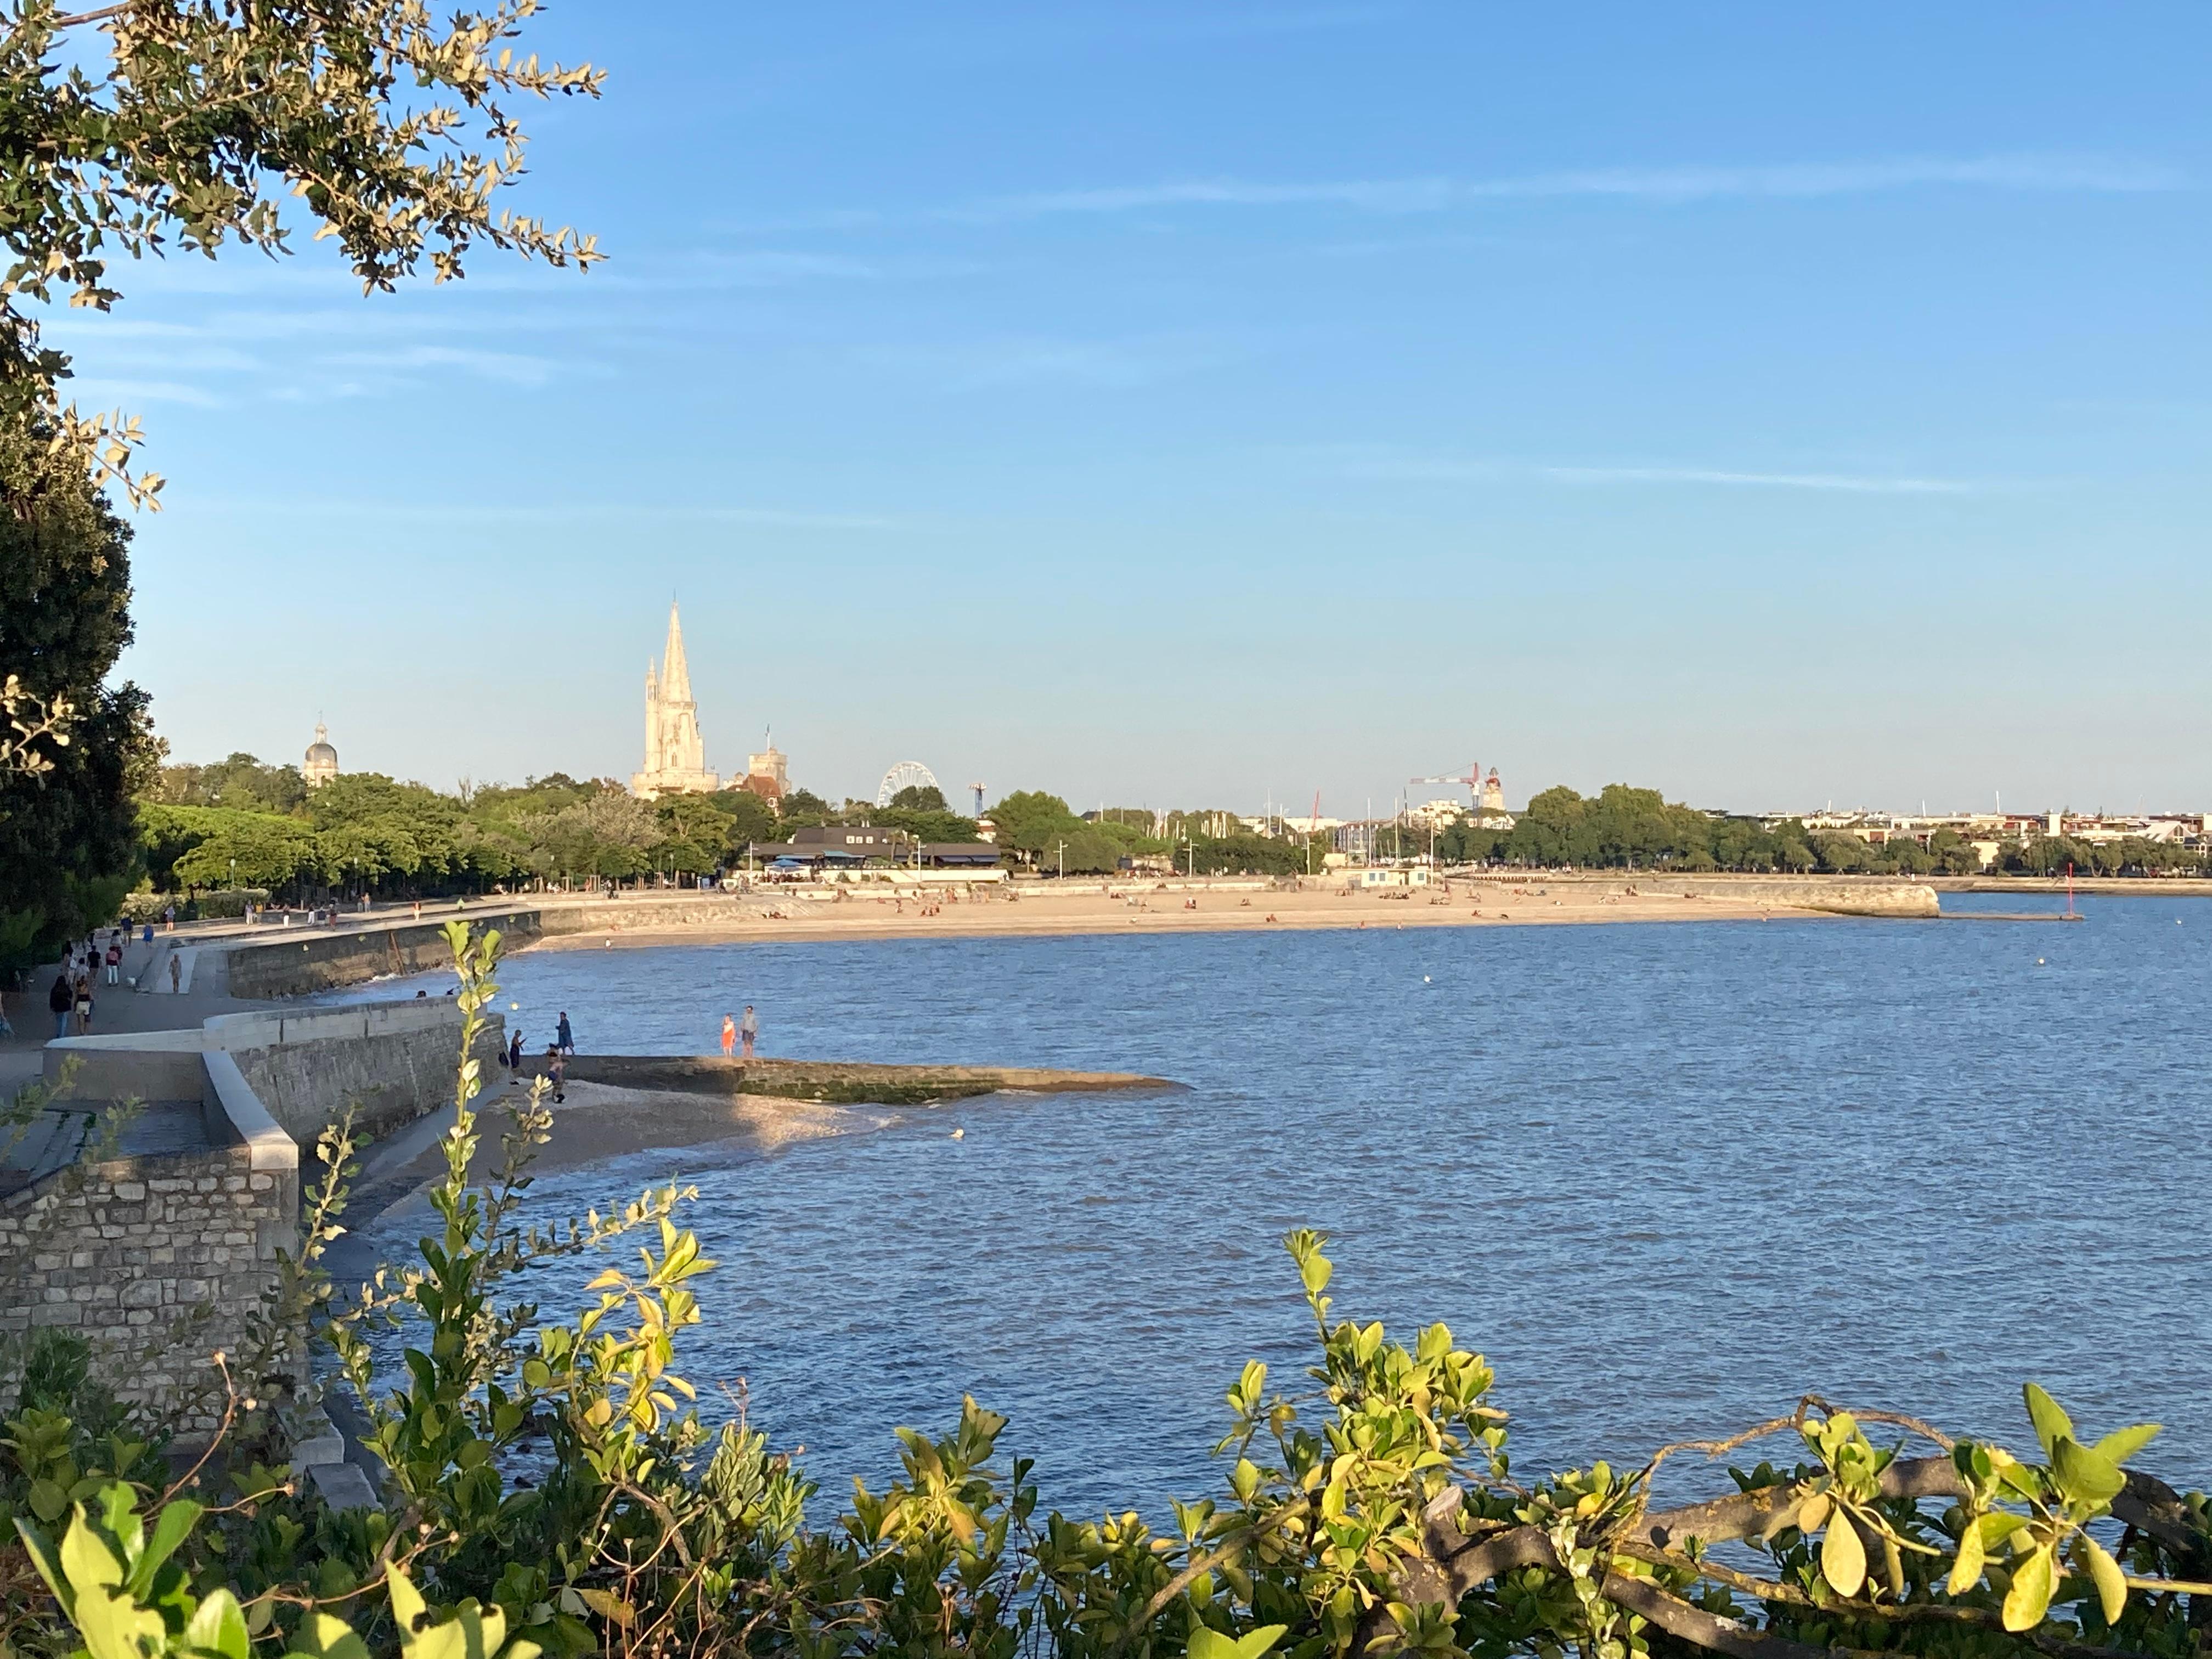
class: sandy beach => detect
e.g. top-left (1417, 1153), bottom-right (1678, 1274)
top-left (334, 1077), bottom-right (887, 1243)
top-left (533, 877), bottom-right (1827, 953)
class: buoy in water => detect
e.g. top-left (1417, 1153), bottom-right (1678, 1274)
top-left (950, 1127), bottom-right (965, 1139)
top-left (1423, 975), bottom-right (1431, 983)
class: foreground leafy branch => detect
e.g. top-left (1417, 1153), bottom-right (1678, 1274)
top-left (0, 0), bottom-right (602, 510)
top-left (2, 923), bottom-right (2205, 1659)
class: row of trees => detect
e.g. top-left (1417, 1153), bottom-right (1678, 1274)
top-left (137, 772), bottom-right (774, 900)
top-left (129, 770), bottom-right (1013, 904)
top-left (1432, 786), bottom-right (1974, 875)
top-left (1436, 786), bottom-right (2211, 878)
top-left (986, 792), bottom-right (1321, 877)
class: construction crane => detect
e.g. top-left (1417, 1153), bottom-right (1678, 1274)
top-left (1410, 764), bottom-right (1482, 806)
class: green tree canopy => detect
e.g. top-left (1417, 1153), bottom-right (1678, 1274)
top-left (0, 0), bottom-right (601, 511)
top-left (887, 782), bottom-right (947, 812)
top-left (986, 790), bottom-right (1084, 855)
top-left (144, 752), bottom-right (307, 815)
top-left (0, 438), bottom-right (154, 962)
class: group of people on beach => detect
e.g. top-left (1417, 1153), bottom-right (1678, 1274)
top-left (504, 1011), bottom-right (577, 1100)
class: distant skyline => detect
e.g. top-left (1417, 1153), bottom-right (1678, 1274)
top-left (79, 4), bottom-right (2211, 815)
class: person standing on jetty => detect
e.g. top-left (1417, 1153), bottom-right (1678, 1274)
top-left (545, 1045), bottom-right (566, 1103)
top-left (556, 1011), bottom-right (574, 1054)
top-left (720, 1014), bottom-right (736, 1057)
top-left (740, 1004), bottom-right (758, 1058)
top-left (507, 1029), bottom-right (524, 1074)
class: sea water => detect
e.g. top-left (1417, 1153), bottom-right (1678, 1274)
top-left (328, 894), bottom-right (2211, 1516)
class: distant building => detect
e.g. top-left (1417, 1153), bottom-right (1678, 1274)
top-left (1479, 768), bottom-right (1505, 814)
top-left (747, 825), bottom-right (1000, 870)
top-left (631, 603), bottom-right (721, 799)
top-left (736, 732), bottom-right (788, 805)
top-left (303, 722), bottom-right (339, 788)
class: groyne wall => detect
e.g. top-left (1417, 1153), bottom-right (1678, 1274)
top-left (1505, 876), bottom-right (1942, 917)
top-left (538, 1053), bottom-right (1177, 1105)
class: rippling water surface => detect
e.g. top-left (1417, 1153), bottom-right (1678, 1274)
top-left (332, 895), bottom-right (2211, 1515)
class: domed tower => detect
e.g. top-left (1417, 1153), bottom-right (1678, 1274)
top-left (304, 721), bottom-right (339, 788)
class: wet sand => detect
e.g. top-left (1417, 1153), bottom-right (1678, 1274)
top-left (338, 1077), bottom-right (886, 1236)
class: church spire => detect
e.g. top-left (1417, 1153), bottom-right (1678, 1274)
top-left (661, 601), bottom-right (693, 704)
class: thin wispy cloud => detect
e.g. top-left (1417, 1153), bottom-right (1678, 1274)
top-left (64, 377), bottom-right (224, 409)
top-left (863, 334), bottom-right (1242, 390)
top-left (320, 345), bottom-right (568, 388)
top-left (1345, 455), bottom-right (1982, 495)
top-left (1537, 464), bottom-right (1977, 496)
top-left (764, 153), bottom-right (2183, 232)
top-left (176, 496), bottom-right (899, 531)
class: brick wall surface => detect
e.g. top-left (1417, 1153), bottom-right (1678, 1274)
top-left (0, 1144), bottom-right (296, 1434)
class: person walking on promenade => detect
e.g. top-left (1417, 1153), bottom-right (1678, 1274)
top-left (48, 971), bottom-right (71, 1040)
top-left (740, 1004), bottom-right (758, 1059)
top-left (545, 1046), bottom-right (566, 1103)
top-left (720, 1014), bottom-right (736, 1057)
top-left (104, 938), bottom-right (121, 986)
top-left (162, 904), bottom-right (174, 932)
top-left (72, 971), bottom-right (92, 1035)
top-left (556, 1011), bottom-right (574, 1055)
top-left (168, 953), bottom-right (181, 994)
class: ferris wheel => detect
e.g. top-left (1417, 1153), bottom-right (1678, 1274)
top-left (876, 760), bottom-right (941, 808)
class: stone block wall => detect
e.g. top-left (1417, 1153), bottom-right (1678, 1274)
top-left (231, 1016), bottom-right (505, 1145)
top-left (0, 1143), bottom-right (296, 1435)
top-left (221, 909), bottom-right (542, 998)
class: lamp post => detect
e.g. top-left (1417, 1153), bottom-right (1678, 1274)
top-left (1053, 839), bottom-right (1066, 881)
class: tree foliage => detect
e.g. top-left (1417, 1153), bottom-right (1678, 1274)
top-left (0, 0), bottom-right (602, 509)
top-left (1440, 787), bottom-right (1998, 877)
top-left (0, 434), bottom-right (155, 962)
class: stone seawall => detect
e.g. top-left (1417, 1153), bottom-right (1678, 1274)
top-left (230, 1015), bottom-right (503, 1144)
top-left (221, 907), bottom-right (544, 998)
top-left (18, 1001), bottom-right (490, 1434)
top-left (217, 899), bottom-right (758, 998)
top-left (0, 1141), bottom-right (294, 1435)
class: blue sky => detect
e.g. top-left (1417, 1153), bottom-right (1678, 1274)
top-left (86, 3), bottom-right (2211, 815)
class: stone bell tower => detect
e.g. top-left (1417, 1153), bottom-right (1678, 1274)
top-left (630, 603), bottom-right (720, 798)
